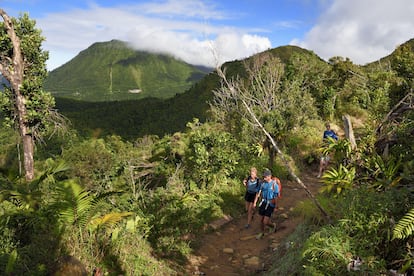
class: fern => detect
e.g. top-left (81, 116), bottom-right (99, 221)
top-left (0, 160), bottom-right (70, 211)
top-left (56, 180), bottom-right (94, 228)
top-left (393, 208), bottom-right (414, 240)
top-left (54, 180), bottom-right (133, 236)
top-left (5, 249), bottom-right (18, 275)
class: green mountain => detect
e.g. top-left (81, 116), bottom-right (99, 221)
top-left (44, 40), bottom-right (211, 101)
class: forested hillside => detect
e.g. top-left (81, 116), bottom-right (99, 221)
top-left (1, 12), bottom-right (414, 276)
top-left (55, 45), bottom-right (320, 139)
top-left (44, 39), bottom-right (211, 101)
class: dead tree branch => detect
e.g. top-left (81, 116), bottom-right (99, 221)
top-left (215, 65), bottom-right (331, 221)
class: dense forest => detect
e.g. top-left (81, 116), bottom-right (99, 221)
top-left (1, 11), bottom-right (414, 276)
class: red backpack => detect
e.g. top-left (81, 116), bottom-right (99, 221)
top-left (272, 177), bottom-right (282, 198)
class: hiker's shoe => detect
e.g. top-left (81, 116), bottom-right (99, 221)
top-left (255, 232), bottom-right (264, 240)
top-left (244, 224), bottom-right (250, 229)
top-left (317, 174), bottom-right (321, 178)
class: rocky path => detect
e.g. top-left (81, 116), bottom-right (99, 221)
top-left (185, 173), bottom-right (320, 275)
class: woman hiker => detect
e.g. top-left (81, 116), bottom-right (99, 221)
top-left (243, 167), bottom-right (261, 229)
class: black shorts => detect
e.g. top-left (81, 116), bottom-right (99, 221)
top-left (244, 191), bottom-right (256, 202)
top-left (258, 202), bottom-right (275, 217)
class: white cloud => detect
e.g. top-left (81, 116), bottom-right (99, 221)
top-left (37, 1), bottom-right (271, 70)
top-left (135, 0), bottom-right (226, 19)
top-left (292, 0), bottom-right (414, 64)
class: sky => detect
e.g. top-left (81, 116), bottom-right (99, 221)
top-left (1, 0), bottom-right (414, 71)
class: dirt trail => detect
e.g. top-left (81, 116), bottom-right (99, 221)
top-left (185, 172), bottom-right (321, 276)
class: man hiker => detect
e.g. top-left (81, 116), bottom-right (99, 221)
top-left (253, 169), bottom-right (279, 239)
top-left (317, 122), bottom-right (338, 178)
top-left (243, 167), bottom-right (261, 229)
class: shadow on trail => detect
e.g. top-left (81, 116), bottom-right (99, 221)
top-left (218, 191), bottom-right (245, 216)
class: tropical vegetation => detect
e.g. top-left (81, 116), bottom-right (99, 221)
top-left (1, 11), bottom-right (413, 275)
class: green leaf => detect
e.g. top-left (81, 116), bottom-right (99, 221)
top-left (393, 208), bottom-right (414, 240)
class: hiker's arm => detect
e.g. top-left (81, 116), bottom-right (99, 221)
top-left (253, 190), bottom-right (261, 207)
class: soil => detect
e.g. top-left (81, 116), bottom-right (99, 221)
top-left (185, 172), bottom-right (321, 276)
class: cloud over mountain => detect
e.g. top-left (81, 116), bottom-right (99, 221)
top-left (37, 0), bottom-right (271, 70)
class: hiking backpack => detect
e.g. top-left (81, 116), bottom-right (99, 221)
top-left (272, 176), bottom-right (282, 198)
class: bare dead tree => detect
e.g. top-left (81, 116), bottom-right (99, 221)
top-left (0, 9), bottom-right (34, 180)
top-left (214, 63), bottom-right (331, 221)
top-left (375, 91), bottom-right (414, 155)
top-left (376, 91), bottom-right (414, 136)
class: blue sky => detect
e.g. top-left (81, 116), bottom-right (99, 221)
top-left (2, 0), bottom-right (414, 70)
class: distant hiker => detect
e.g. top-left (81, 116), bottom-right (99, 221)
top-left (243, 167), bottom-right (261, 229)
top-left (317, 122), bottom-right (338, 178)
top-left (253, 169), bottom-right (278, 239)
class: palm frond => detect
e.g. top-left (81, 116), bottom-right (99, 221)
top-left (89, 212), bottom-right (133, 232)
top-left (393, 208), bottom-right (414, 240)
top-left (56, 180), bottom-right (94, 227)
top-left (28, 159), bottom-right (70, 190)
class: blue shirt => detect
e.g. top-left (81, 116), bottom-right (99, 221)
top-left (323, 129), bottom-right (338, 141)
top-left (260, 180), bottom-right (279, 207)
top-left (246, 177), bottom-right (260, 193)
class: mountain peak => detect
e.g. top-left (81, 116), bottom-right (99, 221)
top-left (44, 40), bottom-right (211, 102)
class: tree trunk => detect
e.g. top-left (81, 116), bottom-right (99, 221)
top-left (13, 82), bottom-right (35, 181)
top-left (21, 129), bottom-right (35, 181)
top-left (1, 9), bottom-right (35, 181)
top-left (342, 114), bottom-right (357, 149)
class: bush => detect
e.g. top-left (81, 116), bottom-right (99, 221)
top-left (112, 230), bottom-right (176, 276)
top-left (265, 223), bottom-right (316, 275)
top-left (299, 187), bottom-right (413, 274)
top-left (302, 225), bottom-right (351, 275)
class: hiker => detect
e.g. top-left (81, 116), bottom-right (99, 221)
top-left (253, 169), bottom-right (279, 239)
top-left (243, 167), bottom-right (261, 229)
top-left (317, 122), bottom-right (338, 178)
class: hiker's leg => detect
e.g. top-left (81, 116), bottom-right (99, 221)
top-left (244, 191), bottom-right (250, 212)
top-left (263, 216), bottom-right (271, 227)
top-left (263, 206), bottom-right (274, 227)
top-left (263, 216), bottom-right (275, 232)
top-left (260, 216), bottom-right (265, 232)
top-left (263, 206), bottom-right (276, 232)
top-left (325, 156), bottom-right (330, 169)
top-left (255, 216), bottom-right (266, 239)
top-left (247, 202), bottom-right (254, 225)
top-left (318, 157), bottom-right (326, 177)
top-left (257, 202), bottom-right (266, 230)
